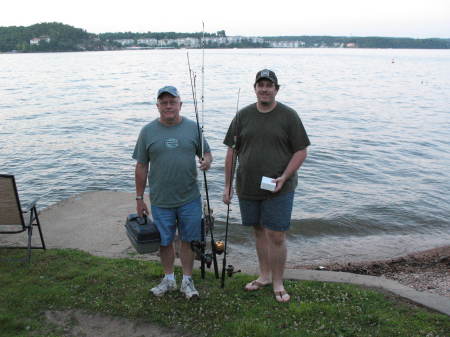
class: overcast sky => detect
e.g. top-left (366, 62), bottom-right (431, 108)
top-left (2, 0), bottom-right (449, 38)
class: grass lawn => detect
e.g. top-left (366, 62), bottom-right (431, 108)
top-left (0, 248), bottom-right (448, 337)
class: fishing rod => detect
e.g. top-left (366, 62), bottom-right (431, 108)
top-left (201, 21), bottom-right (205, 159)
top-left (186, 59), bottom-right (205, 278)
top-left (199, 21), bottom-right (219, 278)
top-left (187, 48), bottom-right (219, 279)
top-left (221, 89), bottom-right (242, 288)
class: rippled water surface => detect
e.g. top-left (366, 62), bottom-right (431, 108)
top-left (1, 49), bottom-right (449, 264)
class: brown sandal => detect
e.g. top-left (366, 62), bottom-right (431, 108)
top-left (274, 290), bottom-right (291, 303)
top-left (244, 280), bottom-right (271, 291)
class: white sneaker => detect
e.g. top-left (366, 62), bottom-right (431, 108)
top-left (180, 278), bottom-right (199, 299)
top-left (150, 278), bottom-right (177, 297)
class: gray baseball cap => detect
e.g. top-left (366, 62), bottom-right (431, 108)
top-left (254, 69), bottom-right (278, 86)
top-left (157, 85), bottom-right (180, 98)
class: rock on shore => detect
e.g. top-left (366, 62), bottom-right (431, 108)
top-left (305, 246), bottom-right (450, 297)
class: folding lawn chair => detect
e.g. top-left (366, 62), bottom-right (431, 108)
top-left (0, 174), bottom-right (46, 263)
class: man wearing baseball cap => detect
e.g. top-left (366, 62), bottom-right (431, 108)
top-left (133, 85), bottom-right (213, 299)
top-left (223, 69), bottom-right (310, 303)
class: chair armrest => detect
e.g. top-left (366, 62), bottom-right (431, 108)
top-left (22, 197), bottom-right (40, 213)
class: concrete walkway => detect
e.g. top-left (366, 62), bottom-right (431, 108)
top-left (2, 190), bottom-right (448, 316)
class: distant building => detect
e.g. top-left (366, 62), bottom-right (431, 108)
top-left (204, 37), bottom-right (227, 45)
top-left (269, 40), bottom-right (305, 48)
top-left (227, 36), bottom-right (244, 44)
top-left (105, 36), bottom-right (361, 50)
top-left (175, 37), bottom-right (200, 48)
top-left (114, 39), bottom-right (135, 46)
top-left (158, 39), bottom-right (172, 47)
top-left (30, 36), bottom-right (51, 45)
top-left (249, 37), bottom-right (264, 44)
top-left (137, 38), bottom-right (158, 47)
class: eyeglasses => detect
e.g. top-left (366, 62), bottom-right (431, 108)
top-left (158, 100), bottom-right (179, 107)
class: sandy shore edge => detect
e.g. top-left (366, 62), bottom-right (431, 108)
top-left (2, 190), bottom-right (448, 297)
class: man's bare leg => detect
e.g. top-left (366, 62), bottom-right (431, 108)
top-left (160, 243), bottom-right (175, 274)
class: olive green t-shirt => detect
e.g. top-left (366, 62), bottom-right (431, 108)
top-left (223, 102), bottom-right (310, 200)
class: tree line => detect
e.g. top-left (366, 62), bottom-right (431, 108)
top-left (0, 22), bottom-right (94, 52)
top-left (1, 22), bottom-right (449, 53)
top-left (99, 30), bottom-right (226, 41)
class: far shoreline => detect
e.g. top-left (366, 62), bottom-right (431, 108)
top-left (3, 47), bottom-right (450, 55)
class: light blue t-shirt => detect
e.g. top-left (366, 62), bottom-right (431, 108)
top-left (133, 117), bottom-right (210, 208)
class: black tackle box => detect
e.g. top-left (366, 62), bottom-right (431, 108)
top-left (125, 214), bottom-right (161, 254)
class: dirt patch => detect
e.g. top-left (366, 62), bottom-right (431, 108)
top-left (45, 310), bottom-right (185, 337)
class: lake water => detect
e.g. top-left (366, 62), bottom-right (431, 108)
top-left (1, 48), bottom-right (449, 265)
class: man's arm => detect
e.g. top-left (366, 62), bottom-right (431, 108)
top-left (223, 147), bottom-right (236, 204)
top-left (273, 148), bottom-right (307, 193)
top-left (135, 162), bottom-right (149, 217)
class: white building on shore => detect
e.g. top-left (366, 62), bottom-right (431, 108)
top-left (269, 40), bottom-right (305, 48)
top-left (114, 39), bottom-right (135, 46)
top-left (137, 38), bottom-right (158, 46)
top-left (30, 36), bottom-right (51, 45)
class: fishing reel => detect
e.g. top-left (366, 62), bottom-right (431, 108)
top-left (203, 253), bottom-right (213, 268)
top-left (226, 265), bottom-right (241, 277)
top-left (190, 240), bottom-right (205, 261)
top-left (214, 240), bottom-right (225, 255)
top-left (191, 240), bottom-right (214, 268)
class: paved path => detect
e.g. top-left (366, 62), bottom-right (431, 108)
top-left (2, 191), bottom-right (449, 315)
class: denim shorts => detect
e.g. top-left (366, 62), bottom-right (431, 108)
top-left (238, 192), bottom-right (295, 232)
top-left (151, 196), bottom-right (202, 246)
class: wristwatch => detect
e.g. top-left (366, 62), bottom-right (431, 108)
top-left (136, 195), bottom-right (144, 200)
